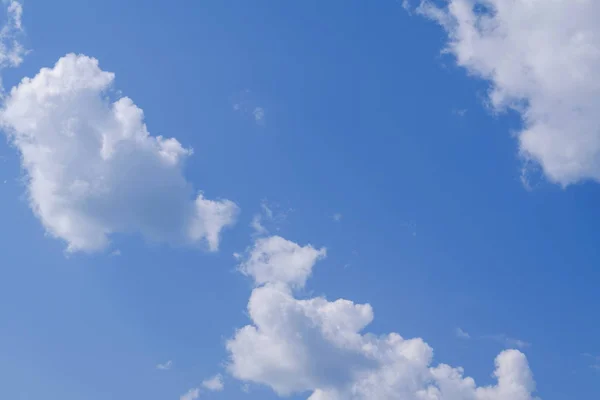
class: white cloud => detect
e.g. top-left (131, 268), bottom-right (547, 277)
top-left (455, 327), bottom-right (471, 339)
top-left (250, 201), bottom-right (287, 236)
top-left (156, 360), bottom-right (173, 370)
top-left (250, 214), bottom-right (268, 236)
top-left (180, 388), bottom-right (199, 400)
top-left (0, 0), bottom-right (25, 71)
top-left (238, 235), bottom-right (326, 289)
top-left (231, 89), bottom-right (265, 126)
top-left (202, 374), bottom-right (224, 392)
top-left (332, 213), bottom-right (342, 222)
top-left (253, 107), bottom-right (265, 124)
top-left (227, 235), bottom-right (539, 400)
top-left (0, 54), bottom-right (239, 252)
top-left (402, 0), bottom-right (411, 12)
top-left (418, 0), bottom-right (600, 187)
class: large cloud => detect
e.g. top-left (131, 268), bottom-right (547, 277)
top-left (227, 235), bottom-right (539, 400)
top-left (0, 54), bottom-right (239, 252)
top-left (418, 0), bottom-right (600, 186)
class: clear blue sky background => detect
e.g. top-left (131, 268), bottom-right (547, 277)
top-left (0, 1), bottom-right (598, 399)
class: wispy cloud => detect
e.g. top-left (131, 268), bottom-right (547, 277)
top-left (452, 108), bottom-right (468, 117)
top-left (455, 327), bottom-right (471, 339)
top-left (232, 89), bottom-right (266, 126)
top-left (156, 360), bottom-right (173, 370)
top-left (582, 353), bottom-right (600, 371)
top-left (180, 388), bottom-right (199, 400)
top-left (250, 200), bottom-right (289, 236)
top-left (253, 107), bottom-right (265, 125)
top-left (202, 374), bottom-right (224, 391)
top-left (485, 334), bottom-right (530, 349)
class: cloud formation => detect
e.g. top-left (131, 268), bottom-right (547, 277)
top-left (0, 54), bottom-right (239, 252)
top-left (227, 235), bottom-right (539, 399)
top-left (418, 0), bottom-right (600, 186)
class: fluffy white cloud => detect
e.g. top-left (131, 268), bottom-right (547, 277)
top-left (227, 235), bottom-right (539, 400)
top-left (202, 374), bottom-right (224, 392)
top-left (238, 235), bottom-right (326, 288)
top-left (418, 0), bottom-right (600, 186)
top-left (0, 54), bottom-right (239, 252)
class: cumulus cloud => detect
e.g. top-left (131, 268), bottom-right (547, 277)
top-left (238, 235), bottom-right (326, 288)
top-left (227, 235), bottom-right (539, 400)
top-left (0, 54), bottom-right (239, 252)
top-left (202, 374), bottom-right (224, 391)
top-left (418, 0), bottom-right (600, 186)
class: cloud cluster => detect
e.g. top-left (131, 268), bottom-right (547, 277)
top-left (227, 235), bottom-right (539, 399)
top-left (418, 0), bottom-right (600, 186)
top-left (0, 54), bottom-right (239, 252)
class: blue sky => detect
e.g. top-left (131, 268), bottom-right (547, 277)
top-left (1, 1), bottom-right (599, 399)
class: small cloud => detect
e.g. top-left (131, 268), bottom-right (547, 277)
top-left (250, 200), bottom-right (288, 236)
top-left (582, 353), bottom-right (600, 371)
top-left (180, 388), bottom-right (199, 400)
top-left (109, 249), bottom-right (121, 257)
top-left (261, 202), bottom-right (273, 219)
top-left (455, 327), bottom-right (471, 339)
top-left (253, 107), bottom-right (265, 125)
top-left (241, 383), bottom-right (250, 393)
top-left (156, 360), bottom-right (173, 370)
top-left (452, 108), bottom-right (468, 117)
top-left (202, 374), bottom-right (224, 392)
top-left (332, 213), bottom-right (342, 222)
top-left (232, 90), bottom-right (266, 126)
top-left (233, 252), bottom-right (243, 260)
top-left (250, 214), bottom-right (268, 236)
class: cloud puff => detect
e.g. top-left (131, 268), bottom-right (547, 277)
top-left (227, 235), bottom-right (539, 400)
top-left (418, 0), bottom-right (600, 186)
top-left (238, 235), bottom-right (326, 288)
top-left (0, 54), bottom-right (239, 252)
top-left (202, 374), bottom-right (224, 392)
